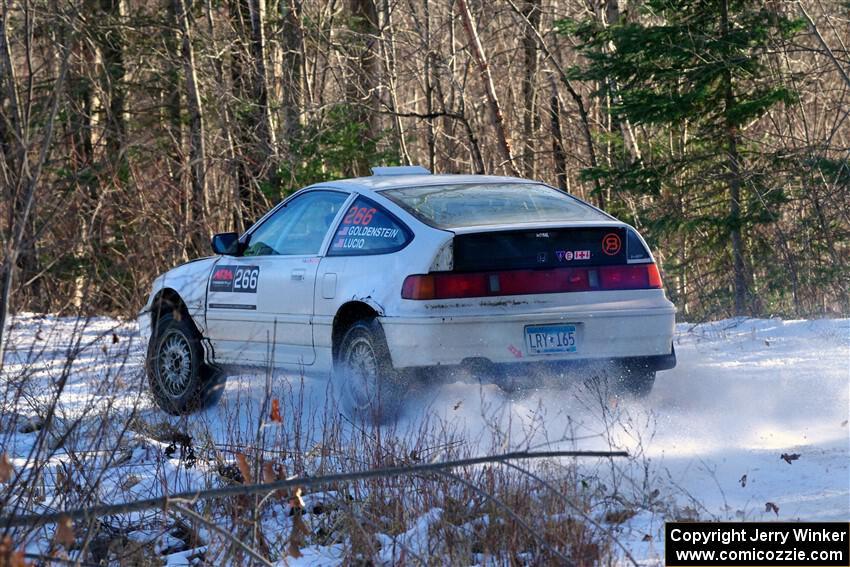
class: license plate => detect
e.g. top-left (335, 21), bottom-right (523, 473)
top-left (525, 324), bottom-right (578, 355)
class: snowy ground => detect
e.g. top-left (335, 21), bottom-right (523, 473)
top-left (1, 314), bottom-right (848, 564)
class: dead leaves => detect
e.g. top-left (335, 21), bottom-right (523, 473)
top-left (780, 453), bottom-right (800, 464)
top-left (288, 510), bottom-right (308, 558)
top-left (0, 536), bottom-right (32, 567)
top-left (235, 453), bottom-right (253, 484)
top-left (270, 399), bottom-right (282, 423)
top-left (287, 487), bottom-right (308, 559)
top-left (226, 453), bottom-right (292, 491)
top-left (0, 453), bottom-right (13, 483)
top-left (673, 506), bottom-right (700, 522)
top-left (120, 474), bottom-right (141, 491)
top-left (288, 486), bottom-right (305, 512)
top-left (765, 501), bottom-right (780, 516)
top-left (262, 461), bottom-right (277, 484)
top-left (223, 452), bottom-right (308, 558)
top-left (53, 516), bottom-right (75, 548)
top-left (603, 508), bottom-right (637, 525)
top-left (739, 474), bottom-right (747, 488)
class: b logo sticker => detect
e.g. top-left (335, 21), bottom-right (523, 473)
top-left (602, 233), bottom-right (622, 256)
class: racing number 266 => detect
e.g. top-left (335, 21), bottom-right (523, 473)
top-left (234, 266), bottom-right (259, 292)
top-left (343, 206), bottom-right (376, 225)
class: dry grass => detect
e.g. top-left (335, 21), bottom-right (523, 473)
top-left (0, 315), bottom-right (665, 566)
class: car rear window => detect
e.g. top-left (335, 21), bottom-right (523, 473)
top-left (328, 197), bottom-right (411, 255)
top-left (381, 183), bottom-right (607, 228)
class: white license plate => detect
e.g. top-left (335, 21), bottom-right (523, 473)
top-left (525, 324), bottom-right (578, 355)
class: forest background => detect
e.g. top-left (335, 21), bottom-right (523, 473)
top-left (1, 0), bottom-right (848, 325)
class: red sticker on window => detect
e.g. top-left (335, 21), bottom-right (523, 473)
top-left (602, 233), bottom-right (622, 256)
top-left (342, 206), bottom-right (377, 225)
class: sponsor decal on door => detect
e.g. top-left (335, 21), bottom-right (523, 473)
top-left (209, 265), bottom-right (259, 293)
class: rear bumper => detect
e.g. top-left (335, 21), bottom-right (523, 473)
top-left (380, 305), bottom-right (676, 369)
top-left (619, 345), bottom-right (677, 372)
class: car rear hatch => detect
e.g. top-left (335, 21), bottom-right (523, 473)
top-left (402, 224), bottom-right (662, 300)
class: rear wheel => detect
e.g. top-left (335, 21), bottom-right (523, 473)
top-left (336, 318), bottom-right (406, 423)
top-left (146, 312), bottom-right (225, 415)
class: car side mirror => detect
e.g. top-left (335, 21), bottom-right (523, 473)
top-left (211, 232), bottom-right (239, 255)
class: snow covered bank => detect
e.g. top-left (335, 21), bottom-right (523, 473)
top-left (0, 314), bottom-right (847, 564)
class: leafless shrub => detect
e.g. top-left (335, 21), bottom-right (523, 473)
top-left (0, 316), bottom-right (702, 565)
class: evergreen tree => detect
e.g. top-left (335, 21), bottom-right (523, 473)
top-left (562, 0), bottom-right (805, 316)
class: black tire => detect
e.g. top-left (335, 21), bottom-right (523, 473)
top-left (335, 318), bottom-right (406, 423)
top-left (616, 363), bottom-right (656, 398)
top-left (145, 312), bottom-right (225, 415)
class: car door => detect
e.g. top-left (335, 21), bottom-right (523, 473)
top-left (206, 189), bottom-right (351, 367)
top-left (312, 195), bottom-right (415, 368)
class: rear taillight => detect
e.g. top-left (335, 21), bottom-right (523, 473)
top-left (401, 274), bottom-right (436, 299)
top-left (599, 263), bottom-right (663, 290)
top-left (402, 264), bottom-right (662, 300)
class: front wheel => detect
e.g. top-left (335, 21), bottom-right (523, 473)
top-left (336, 318), bottom-right (406, 423)
top-left (145, 313), bottom-right (225, 415)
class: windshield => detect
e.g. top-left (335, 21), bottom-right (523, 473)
top-left (381, 183), bottom-right (607, 229)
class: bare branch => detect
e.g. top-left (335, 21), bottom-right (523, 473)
top-left (1, 449), bottom-right (627, 528)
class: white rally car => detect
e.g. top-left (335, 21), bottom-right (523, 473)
top-left (139, 167), bottom-right (676, 417)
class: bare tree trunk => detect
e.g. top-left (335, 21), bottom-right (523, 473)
top-left (423, 0), bottom-right (436, 171)
top-left (726, 127), bottom-right (748, 315)
top-left (798, 2), bottom-right (850, 90)
top-left (456, 0), bottom-right (518, 176)
top-left (280, 0), bottom-right (303, 147)
top-left (505, 0), bottom-right (602, 204)
top-left (560, 79), bottom-right (602, 207)
top-left (1, 3), bottom-right (43, 311)
top-left (437, 76), bottom-right (485, 174)
top-left (549, 77), bottom-right (567, 191)
top-left (0, 67), bottom-right (13, 199)
top-left (0, 1), bottom-right (72, 364)
top-left (205, 0), bottom-right (243, 232)
top-left (248, 0), bottom-right (277, 165)
top-left (346, 0), bottom-right (379, 176)
top-left (229, 0), bottom-right (257, 220)
top-left (164, 0), bottom-right (184, 187)
top-left (174, 0), bottom-right (209, 254)
top-left (520, 0), bottom-right (540, 178)
top-left (604, 0), bottom-right (641, 167)
top-left (69, 30), bottom-right (97, 308)
top-left (381, 0), bottom-right (411, 164)
top-left (0, 3), bottom-right (24, 342)
top-left (720, 0), bottom-right (748, 315)
top-left (98, 0), bottom-right (127, 169)
top-left (164, 0), bottom-right (187, 256)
